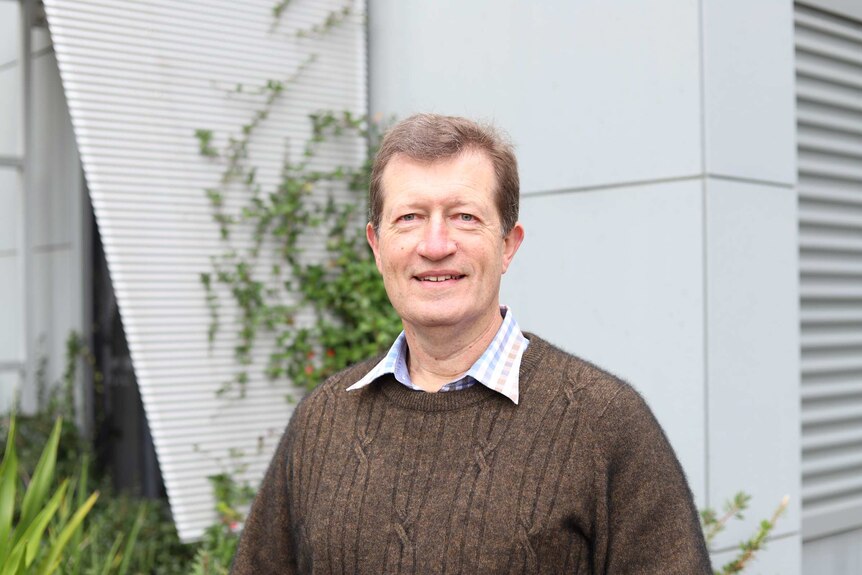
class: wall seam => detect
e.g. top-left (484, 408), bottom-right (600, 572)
top-left (522, 172), bottom-right (794, 199)
top-left (710, 529), bottom-right (800, 554)
top-left (523, 175), bottom-right (701, 197)
top-left (698, 0), bottom-right (710, 508)
top-left (707, 173), bottom-right (795, 189)
top-left (0, 45), bottom-right (54, 73)
top-left (32, 242), bottom-right (73, 253)
top-left (803, 525), bottom-right (862, 544)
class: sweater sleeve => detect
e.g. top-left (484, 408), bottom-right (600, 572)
top-left (230, 415), bottom-right (299, 574)
top-left (591, 385), bottom-right (712, 574)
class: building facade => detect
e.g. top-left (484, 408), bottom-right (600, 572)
top-left (1, 0), bottom-right (860, 572)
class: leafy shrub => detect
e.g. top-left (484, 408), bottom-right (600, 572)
top-left (187, 474), bottom-right (253, 575)
top-left (74, 492), bottom-right (193, 575)
top-left (1, 389), bottom-right (194, 575)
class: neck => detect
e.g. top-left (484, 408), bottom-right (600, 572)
top-left (403, 308), bottom-right (503, 392)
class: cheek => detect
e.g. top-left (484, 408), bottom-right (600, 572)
top-left (381, 256), bottom-right (403, 279)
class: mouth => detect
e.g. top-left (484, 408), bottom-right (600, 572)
top-left (414, 274), bottom-right (466, 283)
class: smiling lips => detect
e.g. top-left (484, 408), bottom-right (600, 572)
top-left (415, 273), bottom-right (466, 282)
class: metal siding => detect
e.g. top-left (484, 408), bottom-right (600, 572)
top-left (796, 5), bottom-right (862, 540)
top-left (42, 0), bottom-right (366, 540)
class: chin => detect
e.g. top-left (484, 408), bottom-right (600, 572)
top-left (402, 309), bottom-right (467, 330)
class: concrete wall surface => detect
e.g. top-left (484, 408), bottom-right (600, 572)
top-left (0, 11), bottom-right (86, 416)
top-left (0, 1), bottom-right (23, 414)
top-left (28, 26), bottom-right (86, 414)
top-left (370, 0), bottom-right (800, 571)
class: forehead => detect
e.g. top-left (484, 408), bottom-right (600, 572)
top-left (379, 150), bottom-right (497, 209)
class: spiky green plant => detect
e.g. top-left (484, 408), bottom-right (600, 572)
top-left (0, 417), bottom-right (98, 575)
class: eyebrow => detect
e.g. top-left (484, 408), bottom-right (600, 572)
top-left (392, 197), bottom-right (480, 211)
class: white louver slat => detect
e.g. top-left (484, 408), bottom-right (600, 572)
top-left (42, 0), bottom-right (367, 540)
top-left (796, 5), bottom-right (862, 540)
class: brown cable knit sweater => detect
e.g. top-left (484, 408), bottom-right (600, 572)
top-left (231, 334), bottom-right (712, 574)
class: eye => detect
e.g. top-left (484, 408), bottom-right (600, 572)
top-left (459, 213), bottom-right (475, 222)
top-left (399, 214), bottom-right (416, 222)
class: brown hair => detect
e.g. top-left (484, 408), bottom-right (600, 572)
top-left (369, 113), bottom-right (519, 235)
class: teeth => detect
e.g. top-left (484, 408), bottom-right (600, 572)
top-left (422, 275), bottom-right (457, 282)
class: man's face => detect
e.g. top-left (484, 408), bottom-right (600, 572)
top-left (367, 150), bottom-right (524, 335)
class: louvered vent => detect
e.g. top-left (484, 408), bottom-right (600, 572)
top-left (42, 0), bottom-right (366, 540)
top-left (797, 4), bottom-right (862, 539)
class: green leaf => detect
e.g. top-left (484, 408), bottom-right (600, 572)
top-left (117, 503), bottom-right (147, 575)
top-left (69, 454), bottom-right (89, 570)
top-left (0, 540), bottom-right (25, 575)
top-left (37, 491), bottom-right (98, 575)
top-left (0, 417), bottom-right (19, 559)
top-left (22, 481), bottom-right (69, 566)
top-left (98, 532), bottom-right (124, 575)
top-left (18, 418), bottom-right (63, 540)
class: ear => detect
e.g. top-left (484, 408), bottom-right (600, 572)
top-left (366, 222), bottom-right (384, 274)
top-left (501, 222), bottom-right (524, 274)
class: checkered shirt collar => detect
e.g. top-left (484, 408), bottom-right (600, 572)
top-left (346, 306), bottom-right (529, 404)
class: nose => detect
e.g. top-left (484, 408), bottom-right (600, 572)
top-left (416, 218), bottom-right (457, 260)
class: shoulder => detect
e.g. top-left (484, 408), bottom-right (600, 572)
top-left (524, 333), bottom-right (679, 471)
top-left (523, 333), bottom-right (657, 430)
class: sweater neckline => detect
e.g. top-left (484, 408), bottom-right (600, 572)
top-left (375, 333), bottom-right (547, 412)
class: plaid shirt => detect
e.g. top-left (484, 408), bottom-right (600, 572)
top-left (346, 306), bottom-right (529, 404)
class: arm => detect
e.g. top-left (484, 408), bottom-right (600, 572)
top-left (591, 385), bottom-right (712, 574)
top-left (230, 417), bottom-right (299, 574)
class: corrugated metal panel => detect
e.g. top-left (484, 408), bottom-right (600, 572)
top-left (42, 0), bottom-right (366, 540)
top-left (796, 4), bottom-right (862, 540)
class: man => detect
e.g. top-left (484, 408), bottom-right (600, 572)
top-left (231, 114), bottom-right (712, 574)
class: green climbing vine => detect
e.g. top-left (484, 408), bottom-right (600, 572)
top-left (196, 3), bottom-right (400, 398)
top-left (700, 492), bottom-right (789, 575)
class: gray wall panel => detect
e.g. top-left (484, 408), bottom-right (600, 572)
top-left (371, 1), bottom-right (801, 571)
top-left (369, 0), bottom-right (702, 194)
